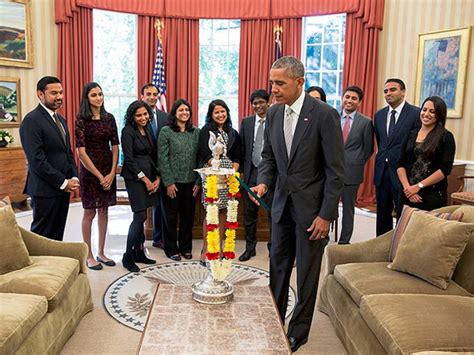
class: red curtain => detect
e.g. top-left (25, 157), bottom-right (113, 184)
top-left (56, 6), bottom-right (93, 198)
top-left (162, 18), bottom-right (200, 125)
top-left (57, 0), bottom-right (382, 23)
top-left (238, 20), bottom-right (275, 119)
top-left (342, 0), bottom-right (384, 206)
top-left (57, 7), bottom-right (93, 160)
top-left (137, 16), bottom-right (158, 98)
top-left (238, 18), bottom-right (302, 120)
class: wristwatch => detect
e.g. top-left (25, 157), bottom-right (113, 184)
top-left (417, 182), bottom-right (424, 189)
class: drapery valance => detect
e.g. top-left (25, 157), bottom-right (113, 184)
top-left (56, 0), bottom-right (382, 28)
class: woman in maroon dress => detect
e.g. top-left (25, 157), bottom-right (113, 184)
top-left (75, 82), bottom-right (119, 270)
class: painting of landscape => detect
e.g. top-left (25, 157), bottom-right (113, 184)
top-left (0, 0), bottom-right (33, 68)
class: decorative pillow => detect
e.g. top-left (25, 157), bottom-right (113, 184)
top-left (388, 211), bottom-right (473, 289)
top-left (389, 205), bottom-right (464, 261)
top-left (0, 197), bottom-right (33, 275)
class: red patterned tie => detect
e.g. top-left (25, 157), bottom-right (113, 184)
top-left (342, 115), bottom-right (350, 143)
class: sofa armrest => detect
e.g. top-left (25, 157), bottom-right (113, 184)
top-left (326, 231), bottom-right (393, 274)
top-left (20, 227), bottom-right (88, 274)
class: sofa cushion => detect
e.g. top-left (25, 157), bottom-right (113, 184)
top-left (0, 199), bottom-right (33, 275)
top-left (360, 294), bottom-right (474, 354)
top-left (0, 256), bottom-right (80, 311)
top-left (389, 205), bottom-right (464, 261)
top-left (334, 262), bottom-right (470, 306)
top-left (389, 212), bottom-right (473, 289)
top-left (0, 293), bottom-right (48, 355)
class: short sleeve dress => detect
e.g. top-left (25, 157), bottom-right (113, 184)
top-left (75, 114), bottom-right (119, 209)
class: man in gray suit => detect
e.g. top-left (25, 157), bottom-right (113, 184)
top-left (252, 56), bottom-right (345, 352)
top-left (239, 89), bottom-right (273, 261)
top-left (339, 85), bottom-right (374, 244)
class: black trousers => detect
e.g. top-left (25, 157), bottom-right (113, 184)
top-left (30, 194), bottom-right (70, 241)
top-left (126, 210), bottom-right (147, 255)
top-left (339, 184), bottom-right (359, 244)
top-left (152, 183), bottom-right (168, 243)
top-left (242, 164), bottom-right (273, 252)
top-left (163, 182), bottom-right (196, 257)
top-left (376, 165), bottom-right (400, 236)
top-left (270, 197), bottom-right (328, 340)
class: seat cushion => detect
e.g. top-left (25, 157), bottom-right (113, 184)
top-left (360, 294), bottom-right (474, 354)
top-left (0, 293), bottom-right (48, 355)
top-left (0, 256), bottom-right (80, 311)
top-left (0, 199), bottom-right (33, 275)
top-left (334, 262), bottom-right (471, 306)
top-left (389, 212), bottom-right (473, 289)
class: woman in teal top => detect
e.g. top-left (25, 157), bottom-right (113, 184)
top-left (158, 99), bottom-right (200, 261)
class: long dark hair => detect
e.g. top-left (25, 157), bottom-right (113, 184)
top-left (124, 100), bottom-right (153, 128)
top-left (419, 96), bottom-right (448, 156)
top-left (169, 99), bottom-right (194, 132)
top-left (78, 82), bottom-right (108, 120)
top-left (205, 99), bottom-right (232, 133)
top-left (306, 86), bottom-right (327, 103)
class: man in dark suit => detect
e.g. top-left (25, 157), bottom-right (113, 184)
top-left (339, 85), bottom-right (374, 244)
top-left (252, 56), bottom-right (345, 352)
top-left (374, 78), bottom-right (421, 236)
top-left (20, 76), bottom-right (79, 241)
top-left (140, 83), bottom-right (170, 249)
top-left (239, 89), bottom-right (273, 261)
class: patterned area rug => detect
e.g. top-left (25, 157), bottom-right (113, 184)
top-left (104, 261), bottom-right (297, 332)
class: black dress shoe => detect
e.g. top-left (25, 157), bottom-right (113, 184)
top-left (168, 254), bottom-right (181, 262)
top-left (86, 261), bottom-right (103, 270)
top-left (238, 249), bottom-right (256, 262)
top-left (96, 256), bottom-right (116, 267)
top-left (182, 253), bottom-right (192, 260)
top-left (288, 336), bottom-right (307, 352)
top-left (134, 249), bottom-right (156, 264)
top-left (122, 253), bottom-right (140, 273)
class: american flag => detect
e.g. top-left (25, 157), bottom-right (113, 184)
top-left (152, 38), bottom-right (167, 112)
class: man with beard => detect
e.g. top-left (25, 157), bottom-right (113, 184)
top-left (20, 76), bottom-right (79, 241)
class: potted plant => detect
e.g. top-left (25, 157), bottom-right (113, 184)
top-left (0, 130), bottom-right (14, 147)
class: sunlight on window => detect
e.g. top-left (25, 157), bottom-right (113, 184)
top-left (302, 14), bottom-right (346, 111)
top-left (199, 20), bottom-right (240, 128)
top-left (93, 10), bottom-right (137, 163)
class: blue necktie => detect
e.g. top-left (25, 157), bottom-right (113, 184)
top-left (150, 112), bottom-right (158, 139)
top-left (388, 110), bottom-right (396, 139)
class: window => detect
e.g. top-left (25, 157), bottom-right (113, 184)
top-left (199, 20), bottom-right (240, 128)
top-left (302, 14), bottom-right (346, 110)
top-left (93, 10), bottom-right (137, 163)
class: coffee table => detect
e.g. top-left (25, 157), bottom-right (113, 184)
top-left (137, 284), bottom-right (291, 354)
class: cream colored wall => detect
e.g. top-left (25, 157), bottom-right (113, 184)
top-left (0, 0), bottom-right (57, 148)
top-left (378, 0), bottom-right (474, 162)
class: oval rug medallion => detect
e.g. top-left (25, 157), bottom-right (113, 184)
top-left (104, 261), bottom-right (297, 331)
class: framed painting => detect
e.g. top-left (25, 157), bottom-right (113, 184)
top-left (414, 27), bottom-right (471, 118)
top-left (0, 0), bottom-right (33, 68)
top-left (0, 77), bottom-right (21, 127)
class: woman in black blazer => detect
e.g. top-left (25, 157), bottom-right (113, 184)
top-left (121, 100), bottom-right (160, 272)
top-left (197, 99), bottom-right (242, 265)
top-left (397, 96), bottom-right (455, 216)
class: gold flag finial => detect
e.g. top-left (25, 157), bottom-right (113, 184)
top-left (273, 25), bottom-right (283, 42)
top-left (154, 19), bottom-right (164, 42)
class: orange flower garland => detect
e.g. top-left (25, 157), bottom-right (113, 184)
top-left (205, 172), bottom-right (241, 281)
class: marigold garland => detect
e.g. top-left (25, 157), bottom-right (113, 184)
top-left (204, 172), bottom-right (240, 280)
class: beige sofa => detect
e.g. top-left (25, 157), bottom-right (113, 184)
top-left (0, 217), bottom-right (93, 354)
top-left (318, 205), bottom-right (474, 354)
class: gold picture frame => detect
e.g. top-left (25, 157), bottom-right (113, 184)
top-left (0, 77), bottom-right (21, 127)
top-left (0, 0), bottom-right (33, 68)
top-left (414, 27), bottom-right (471, 118)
